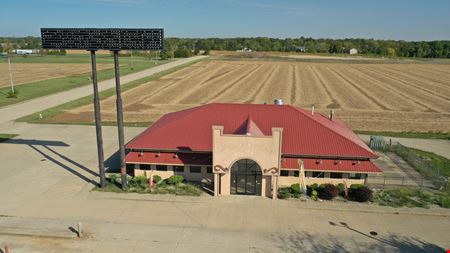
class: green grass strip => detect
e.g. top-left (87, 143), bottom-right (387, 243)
top-left (0, 56), bottom-right (169, 107)
top-left (0, 133), bottom-right (18, 142)
top-left (355, 130), bottom-right (450, 140)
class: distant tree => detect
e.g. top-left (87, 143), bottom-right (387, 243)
top-left (160, 49), bottom-right (174, 60)
top-left (174, 47), bottom-right (192, 58)
top-left (2, 36), bottom-right (450, 59)
top-left (387, 48), bottom-right (396, 57)
top-left (193, 47), bottom-right (200, 55)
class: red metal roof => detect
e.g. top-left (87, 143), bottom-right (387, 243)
top-left (126, 103), bottom-right (376, 158)
top-left (126, 151), bottom-right (212, 165)
top-left (281, 157), bottom-right (382, 173)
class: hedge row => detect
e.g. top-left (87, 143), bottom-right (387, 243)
top-left (279, 183), bottom-right (373, 202)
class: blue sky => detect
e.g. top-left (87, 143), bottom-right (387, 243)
top-left (1, 0), bottom-right (450, 40)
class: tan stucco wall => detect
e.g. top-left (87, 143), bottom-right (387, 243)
top-left (278, 172), bottom-right (367, 186)
top-left (133, 164), bottom-right (213, 183)
top-left (212, 126), bottom-right (283, 197)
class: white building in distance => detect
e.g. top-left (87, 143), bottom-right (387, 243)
top-left (349, 48), bottom-right (358, 55)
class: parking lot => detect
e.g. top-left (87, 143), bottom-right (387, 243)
top-left (0, 122), bottom-right (449, 252)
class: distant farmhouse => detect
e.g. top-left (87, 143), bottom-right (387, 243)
top-left (237, 47), bottom-right (252, 52)
top-left (296, 46), bottom-right (306, 53)
top-left (349, 48), bottom-right (358, 55)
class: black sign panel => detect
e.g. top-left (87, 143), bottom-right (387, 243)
top-left (41, 28), bottom-right (164, 50)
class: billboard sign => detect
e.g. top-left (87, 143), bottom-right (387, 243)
top-left (41, 28), bottom-right (164, 50)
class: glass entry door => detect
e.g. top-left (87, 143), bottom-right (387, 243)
top-left (230, 159), bottom-right (262, 195)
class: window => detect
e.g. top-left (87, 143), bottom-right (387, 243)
top-left (349, 173), bottom-right (362, 179)
top-left (173, 166), bottom-right (184, 173)
top-left (126, 163), bottom-right (135, 170)
top-left (206, 166), bottom-right (212, 173)
top-left (293, 171), bottom-right (299, 177)
top-left (140, 164), bottom-right (151, 170)
top-left (190, 166), bottom-right (201, 173)
top-left (312, 172), bottom-right (324, 178)
top-left (330, 173), bottom-right (343, 179)
top-left (156, 165), bottom-right (167, 171)
top-left (280, 170), bottom-right (289, 177)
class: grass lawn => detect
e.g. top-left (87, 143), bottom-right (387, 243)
top-left (94, 175), bottom-right (204, 196)
top-left (373, 144), bottom-right (450, 209)
top-left (373, 188), bottom-right (450, 209)
top-left (355, 130), bottom-right (450, 140)
top-left (406, 148), bottom-right (450, 177)
top-left (17, 58), bottom-right (204, 126)
top-left (0, 133), bottom-right (18, 142)
top-left (0, 54), bottom-right (169, 107)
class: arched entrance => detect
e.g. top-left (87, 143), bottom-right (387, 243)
top-left (230, 159), bottom-right (262, 195)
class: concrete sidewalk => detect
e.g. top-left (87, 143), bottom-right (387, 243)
top-left (88, 190), bottom-right (450, 217)
top-left (0, 56), bottom-right (206, 124)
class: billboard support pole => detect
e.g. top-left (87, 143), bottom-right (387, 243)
top-left (113, 50), bottom-right (127, 189)
top-left (90, 50), bottom-right (106, 188)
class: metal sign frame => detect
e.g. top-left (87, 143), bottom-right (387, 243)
top-left (41, 28), bottom-right (164, 189)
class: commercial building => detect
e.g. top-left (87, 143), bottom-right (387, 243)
top-left (125, 103), bottom-right (381, 198)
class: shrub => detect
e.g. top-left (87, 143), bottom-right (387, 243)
top-left (318, 183), bottom-right (339, 200)
top-left (152, 175), bottom-right (162, 184)
top-left (174, 48), bottom-right (192, 58)
top-left (278, 187), bottom-right (291, 199)
top-left (128, 176), bottom-right (148, 190)
top-left (350, 184), bottom-right (364, 190)
top-left (307, 183), bottom-right (319, 196)
top-left (337, 183), bottom-right (345, 195)
top-left (311, 190), bottom-right (318, 201)
top-left (160, 50), bottom-right (174, 60)
top-left (291, 183), bottom-right (301, 194)
top-left (349, 186), bottom-right (373, 202)
top-left (6, 89), bottom-right (19, 98)
top-left (167, 175), bottom-right (184, 185)
top-left (438, 194), bottom-right (450, 208)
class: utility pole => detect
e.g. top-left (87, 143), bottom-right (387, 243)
top-left (7, 56), bottom-right (14, 93)
top-left (130, 50), bottom-right (134, 70)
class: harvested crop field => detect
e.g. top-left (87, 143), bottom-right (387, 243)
top-left (53, 60), bottom-right (450, 132)
top-left (0, 63), bottom-right (114, 87)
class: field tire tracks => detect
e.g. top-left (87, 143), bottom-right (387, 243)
top-left (326, 66), bottom-right (390, 110)
top-left (244, 65), bottom-right (279, 103)
top-left (290, 65), bottom-right (297, 104)
top-left (351, 66), bottom-right (439, 112)
top-left (360, 66), bottom-right (450, 103)
top-left (205, 64), bottom-right (263, 103)
top-left (309, 65), bottom-right (339, 108)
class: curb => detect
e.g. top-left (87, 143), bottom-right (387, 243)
top-left (0, 226), bottom-right (77, 239)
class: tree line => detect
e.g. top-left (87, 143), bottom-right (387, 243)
top-left (1, 36), bottom-right (450, 58)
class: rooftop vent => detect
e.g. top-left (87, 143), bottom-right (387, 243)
top-left (274, 99), bottom-right (283, 105)
top-left (329, 110), bottom-right (335, 121)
